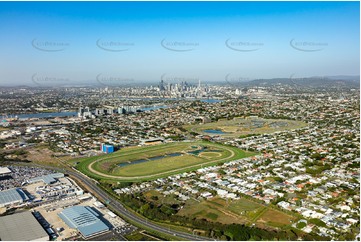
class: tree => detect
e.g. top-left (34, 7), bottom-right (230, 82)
top-left (151, 195), bottom-right (158, 201)
top-left (296, 222), bottom-right (306, 229)
top-left (309, 218), bottom-right (326, 227)
top-left (140, 203), bottom-right (150, 214)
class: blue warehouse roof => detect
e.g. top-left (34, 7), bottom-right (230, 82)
top-left (0, 188), bottom-right (29, 206)
top-left (58, 206), bottom-right (109, 238)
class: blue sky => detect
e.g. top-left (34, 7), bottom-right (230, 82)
top-left (0, 1), bottom-right (359, 86)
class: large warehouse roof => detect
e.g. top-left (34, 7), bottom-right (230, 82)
top-left (0, 188), bottom-right (29, 207)
top-left (58, 206), bottom-right (109, 238)
top-left (28, 172), bottom-right (64, 184)
top-left (0, 167), bottom-right (11, 175)
top-left (0, 211), bottom-right (49, 241)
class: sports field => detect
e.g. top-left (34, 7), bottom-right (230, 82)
top-left (76, 141), bottom-right (256, 182)
top-left (184, 117), bottom-right (307, 137)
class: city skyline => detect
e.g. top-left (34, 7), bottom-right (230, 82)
top-left (0, 1), bottom-right (359, 85)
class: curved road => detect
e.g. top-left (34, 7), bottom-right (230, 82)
top-left (69, 169), bottom-right (213, 241)
top-left (16, 162), bottom-right (213, 241)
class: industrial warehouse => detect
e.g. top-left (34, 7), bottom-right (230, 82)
top-left (0, 171), bottom-right (84, 210)
top-left (0, 188), bottom-right (29, 208)
top-left (28, 173), bottom-right (65, 185)
top-left (0, 211), bottom-right (49, 241)
top-left (58, 206), bottom-right (110, 239)
top-left (0, 166), bottom-right (131, 240)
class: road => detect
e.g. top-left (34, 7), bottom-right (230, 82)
top-left (15, 162), bottom-right (213, 241)
top-left (70, 169), bottom-right (213, 241)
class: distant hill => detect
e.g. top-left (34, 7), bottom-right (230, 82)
top-left (325, 75), bottom-right (359, 81)
top-left (241, 76), bottom-right (359, 88)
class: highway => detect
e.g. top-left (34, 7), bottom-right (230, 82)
top-left (69, 169), bottom-right (213, 241)
top-left (16, 162), bottom-right (213, 241)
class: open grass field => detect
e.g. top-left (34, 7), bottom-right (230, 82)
top-left (177, 198), bottom-right (247, 224)
top-left (227, 198), bottom-right (263, 218)
top-left (177, 196), bottom-right (296, 229)
top-left (75, 141), bottom-right (256, 182)
top-left (256, 209), bottom-right (295, 228)
top-left (20, 145), bottom-right (74, 167)
top-left (184, 117), bottom-right (307, 137)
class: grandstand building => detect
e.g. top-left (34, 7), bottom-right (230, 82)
top-left (140, 137), bottom-right (165, 145)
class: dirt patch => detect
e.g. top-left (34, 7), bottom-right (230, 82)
top-left (26, 146), bottom-right (72, 166)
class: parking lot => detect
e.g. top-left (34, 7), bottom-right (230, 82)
top-left (113, 224), bottom-right (137, 235)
